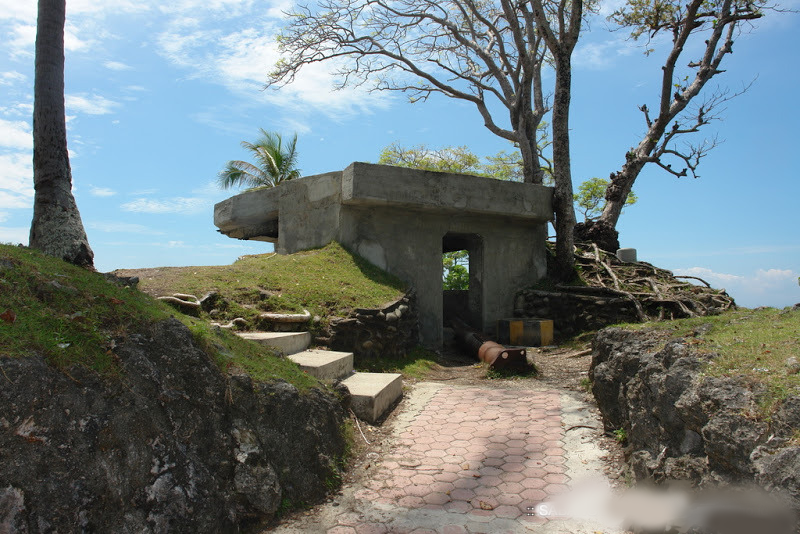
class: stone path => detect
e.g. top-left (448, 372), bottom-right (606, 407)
top-left (270, 382), bottom-right (621, 533)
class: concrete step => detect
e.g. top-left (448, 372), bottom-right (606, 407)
top-left (288, 349), bottom-right (354, 381)
top-left (236, 331), bottom-right (310, 355)
top-left (341, 372), bottom-right (403, 423)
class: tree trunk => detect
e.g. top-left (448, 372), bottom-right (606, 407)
top-left (30, 0), bottom-right (94, 269)
top-left (550, 55), bottom-right (577, 280)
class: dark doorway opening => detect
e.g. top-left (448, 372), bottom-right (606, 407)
top-left (442, 233), bottom-right (483, 343)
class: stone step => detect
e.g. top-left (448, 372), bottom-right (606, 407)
top-left (341, 372), bottom-right (403, 423)
top-left (288, 349), bottom-right (354, 381)
top-left (236, 331), bottom-right (310, 355)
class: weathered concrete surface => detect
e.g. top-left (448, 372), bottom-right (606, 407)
top-left (288, 349), bottom-right (354, 381)
top-left (341, 372), bottom-right (404, 423)
top-left (215, 163), bottom-right (553, 348)
top-left (236, 331), bottom-right (311, 355)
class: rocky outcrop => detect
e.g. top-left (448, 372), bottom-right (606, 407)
top-left (317, 291), bottom-right (418, 363)
top-left (0, 318), bottom-right (348, 533)
top-left (589, 327), bottom-right (800, 518)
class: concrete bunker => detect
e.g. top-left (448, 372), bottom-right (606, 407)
top-left (214, 162), bottom-right (553, 349)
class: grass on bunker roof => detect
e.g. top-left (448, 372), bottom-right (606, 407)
top-left (113, 242), bottom-right (407, 323)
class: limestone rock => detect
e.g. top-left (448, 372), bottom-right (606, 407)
top-left (0, 318), bottom-right (347, 533)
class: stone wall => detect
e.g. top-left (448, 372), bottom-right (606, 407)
top-left (514, 286), bottom-right (642, 340)
top-left (0, 318), bottom-right (348, 533)
top-left (318, 291), bottom-right (418, 363)
top-left (590, 327), bottom-right (800, 526)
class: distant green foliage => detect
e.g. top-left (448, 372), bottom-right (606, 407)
top-left (378, 143), bottom-right (482, 175)
top-left (219, 129), bottom-right (300, 189)
top-left (574, 177), bottom-right (637, 222)
top-left (442, 250), bottom-right (469, 290)
top-left (379, 142), bottom-right (544, 182)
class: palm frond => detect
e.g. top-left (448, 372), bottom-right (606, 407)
top-left (219, 130), bottom-right (301, 190)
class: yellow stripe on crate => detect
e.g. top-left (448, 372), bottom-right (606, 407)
top-left (509, 319), bottom-right (524, 345)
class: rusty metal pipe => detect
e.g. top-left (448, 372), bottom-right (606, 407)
top-left (451, 318), bottom-right (531, 371)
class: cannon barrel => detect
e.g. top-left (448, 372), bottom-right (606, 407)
top-left (450, 318), bottom-right (531, 371)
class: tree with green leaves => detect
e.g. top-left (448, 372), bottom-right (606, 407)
top-left (574, 177), bottom-right (637, 223)
top-left (30, 0), bottom-right (94, 269)
top-left (378, 143), bottom-right (538, 182)
top-left (218, 130), bottom-right (300, 189)
top-left (378, 144), bottom-right (483, 175)
top-left (442, 250), bottom-right (469, 290)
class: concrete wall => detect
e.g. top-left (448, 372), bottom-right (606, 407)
top-left (338, 206), bottom-right (547, 347)
top-left (214, 162), bottom-right (553, 349)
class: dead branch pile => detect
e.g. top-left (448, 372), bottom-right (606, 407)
top-left (570, 243), bottom-right (736, 320)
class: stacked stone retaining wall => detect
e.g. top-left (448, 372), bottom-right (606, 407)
top-left (319, 291), bottom-right (418, 362)
top-left (514, 286), bottom-right (641, 340)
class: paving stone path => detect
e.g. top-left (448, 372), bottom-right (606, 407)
top-left (271, 382), bottom-right (620, 533)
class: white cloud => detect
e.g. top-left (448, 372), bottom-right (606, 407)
top-left (7, 24), bottom-right (36, 57)
top-left (0, 226), bottom-right (28, 245)
top-left (0, 71), bottom-right (26, 86)
top-left (155, 12), bottom-right (393, 121)
top-left (87, 221), bottom-right (165, 235)
top-left (104, 60), bottom-right (133, 71)
top-left (65, 94), bottom-right (119, 115)
top-left (120, 197), bottom-right (210, 215)
top-left (0, 212), bottom-right (9, 223)
top-left (0, 118), bottom-right (32, 150)
top-left (88, 186), bottom-right (117, 197)
top-left (0, 153), bottom-right (33, 207)
top-left (573, 36), bottom-right (639, 70)
top-left (0, 0), bottom-right (36, 21)
top-left (672, 267), bottom-right (743, 284)
top-left (673, 266), bottom-right (800, 308)
top-left (0, 102), bottom-right (34, 118)
top-left (753, 268), bottom-right (796, 283)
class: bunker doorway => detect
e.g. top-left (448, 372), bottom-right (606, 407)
top-left (442, 233), bottom-right (483, 338)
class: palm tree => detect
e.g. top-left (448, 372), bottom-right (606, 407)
top-left (218, 130), bottom-right (300, 189)
top-left (30, 0), bottom-right (94, 269)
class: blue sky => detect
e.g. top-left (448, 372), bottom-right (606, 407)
top-left (1, 0), bottom-right (798, 308)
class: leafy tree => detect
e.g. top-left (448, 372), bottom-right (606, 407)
top-left (574, 177), bottom-right (637, 222)
top-left (583, 0), bottom-right (769, 250)
top-left (218, 130), bottom-right (300, 189)
top-left (29, 0), bottom-right (94, 269)
top-left (378, 144), bottom-right (482, 175)
top-left (378, 142), bottom-right (554, 184)
top-left (442, 251), bottom-right (469, 290)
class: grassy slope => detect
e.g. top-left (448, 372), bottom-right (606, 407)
top-left (114, 242), bottom-right (407, 326)
top-left (621, 308), bottom-right (800, 415)
top-left (0, 244), bottom-right (319, 390)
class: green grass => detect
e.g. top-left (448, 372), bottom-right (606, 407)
top-left (116, 242), bottom-right (406, 326)
top-left (0, 244), bottom-right (324, 392)
top-left (184, 318), bottom-right (320, 391)
top-left (0, 245), bottom-right (169, 374)
top-left (620, 307), bottom-right (800, 417)
top-left (356, 346), bottom-right (438, 380)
